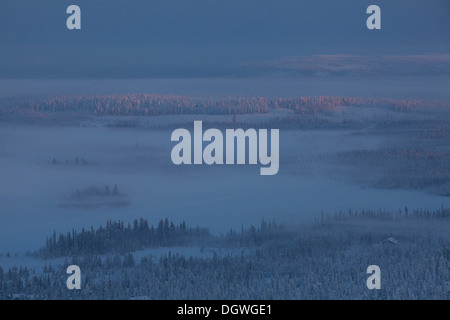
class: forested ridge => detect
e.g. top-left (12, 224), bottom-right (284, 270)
top-left (1, 94), bottom-right (447, 119)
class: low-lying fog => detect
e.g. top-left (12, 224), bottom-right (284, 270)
top-left (1, 124), bottom-right (448, 253)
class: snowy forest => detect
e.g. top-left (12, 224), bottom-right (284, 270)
top-left (1, 208), bottom-right (449, 300)
top-left (1, 94), bottom-right (446, 120)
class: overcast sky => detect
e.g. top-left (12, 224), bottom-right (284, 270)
top-left (1, 0), bottom-right (449, 77)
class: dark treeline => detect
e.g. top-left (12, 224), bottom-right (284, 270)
top-left (1, 94), bottom-right (446, 119)
top-left (37, 207), bottom-right (450, 260)
top-left (38, 218), bottom-right (210, 259)
top-left (320, 206), bottom-right (450, 221)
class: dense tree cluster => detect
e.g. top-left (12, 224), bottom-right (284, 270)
top-left (39, 218), bottom-right (211, 259)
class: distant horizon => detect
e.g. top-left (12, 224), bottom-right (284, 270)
top-left (1, 50), bottom-right (450, 79)
top-left (1, 0), bottom-right (449, 78)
